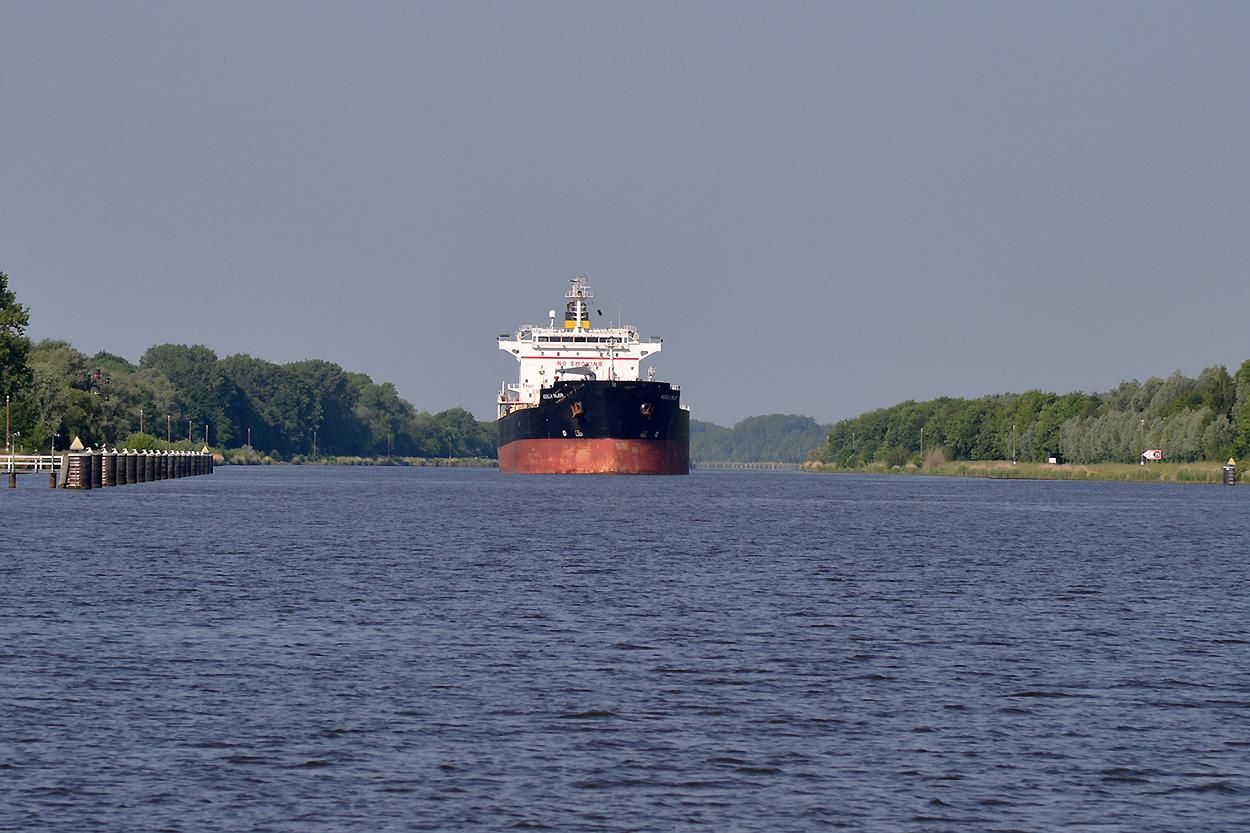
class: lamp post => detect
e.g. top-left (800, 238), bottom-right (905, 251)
top-left (5, 394), bottom-right (9, 453)
top-left (166, 415), bottom-right (171, 444)
top-left (140, 408), bottom-right (144, 435)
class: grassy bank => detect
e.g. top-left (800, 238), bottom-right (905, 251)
top-left (802, 459), bottom-right (1241, 484)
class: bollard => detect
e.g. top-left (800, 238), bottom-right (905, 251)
top-left (8, 472), bottom-right (15, 489)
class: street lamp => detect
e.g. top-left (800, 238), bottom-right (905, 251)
top-left (140, 408), bottom-right (144, 435)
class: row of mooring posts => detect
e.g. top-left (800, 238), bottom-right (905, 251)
top-left (58, 449), bottom-right (214, 490)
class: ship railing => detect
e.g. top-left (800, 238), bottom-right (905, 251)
top-left (498, 401), bottom-right (537, 418)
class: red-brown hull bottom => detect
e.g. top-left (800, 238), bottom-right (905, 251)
top-left (498, 438), bottom-right (689, 475)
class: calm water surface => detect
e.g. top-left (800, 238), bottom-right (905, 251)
top-left (2, 467), bottom-right (1248, 831)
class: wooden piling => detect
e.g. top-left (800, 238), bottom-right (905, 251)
top-left (65, 454), bottom-right (89, 489)
top-left (0, 448), bottom-right (215, 491)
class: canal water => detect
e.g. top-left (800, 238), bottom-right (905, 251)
top-left (2, 467), bottom-right (1247, 831)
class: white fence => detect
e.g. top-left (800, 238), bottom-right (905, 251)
top-left (3, 454), bottom-right (60, 473)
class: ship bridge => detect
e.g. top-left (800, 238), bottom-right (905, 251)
top-left (497, 277), bottom-right (664, 416)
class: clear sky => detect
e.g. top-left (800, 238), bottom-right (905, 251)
top-left (3, 2), bottom-right (1247, 426)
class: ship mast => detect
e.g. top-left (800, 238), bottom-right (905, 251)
top-left (564, 276), bottom-right (592, 331)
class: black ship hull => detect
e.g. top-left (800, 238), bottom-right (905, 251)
top-left (497, 380), bottom-right (690, 474)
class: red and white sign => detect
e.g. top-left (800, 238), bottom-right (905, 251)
top-left (1142, 449), bottom-right (1162, 461)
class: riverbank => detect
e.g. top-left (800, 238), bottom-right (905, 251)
top-left (212, 449), bottom-right (497, 467)
top-left (802, 459), bottom-right (1241, 483)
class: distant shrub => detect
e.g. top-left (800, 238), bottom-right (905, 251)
top-left (879, 445), bottom-right (908, 468)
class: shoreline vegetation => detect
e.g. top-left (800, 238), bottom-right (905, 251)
top-left (802, 458), bottom-right (1239, 484)
top-left (806, 362), bottom-right (1250, 483)
top-left (217, 448), bottom-right (498, 467)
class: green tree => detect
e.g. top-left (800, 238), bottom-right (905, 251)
top-left (287, 359), bottom-right (369, 455)
top-left (26, 340), bottom-right (103, 447)
top-left (347, 373), bottom-right (422, 456)
top-left (430, 407), bottom-right (495, 458)
top-left (219, 354), bottom-right (318, 456)
top-left (1233, 360), bottom-right (1250, 458)
top-left (0, 271), bottom-right (33, 400)
top-left (141, 344), bottom-right (237, 446)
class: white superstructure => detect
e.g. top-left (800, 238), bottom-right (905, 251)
top-left (497, 277), bottom-right (663, 417)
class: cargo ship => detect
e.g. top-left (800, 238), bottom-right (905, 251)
top-left (496, 277), bottom-right (690, 474)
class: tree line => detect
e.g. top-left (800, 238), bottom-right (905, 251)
top-left (691, 414), bottom-right (835, 463)
top-left (811, 363), bottom-right (1250, 468)
top-left (1, 272), bottom-right (495, 459)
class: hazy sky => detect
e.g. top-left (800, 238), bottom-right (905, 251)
top-left (4, 2), bottom-right (1247, 426)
